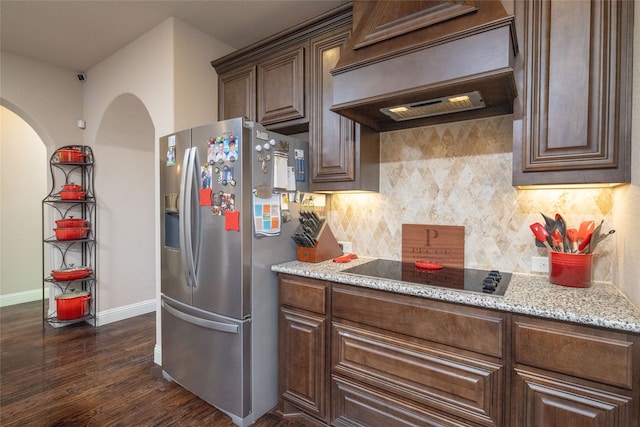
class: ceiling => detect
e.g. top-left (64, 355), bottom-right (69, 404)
top-left (0, 0), bottom-right (350, 72)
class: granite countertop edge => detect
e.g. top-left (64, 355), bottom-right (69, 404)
top-left (272, 257), bottom-right (640, 334)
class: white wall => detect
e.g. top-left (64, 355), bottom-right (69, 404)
top-left (0, 107), bottom-right (48, 305)
top-left (0, 51), bottom-right (83, 149)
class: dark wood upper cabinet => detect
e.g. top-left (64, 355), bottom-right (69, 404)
top-left (512, 0), bottom-right (633, 186)
top-left (215, 46), bottom-right (307, 134)
top-left (218, 64), bottom-right (256, 122)
top-left (212, 4), bottom-right (380, 191)
top-left (256, 45), bottom-right (307, 129)
top-left (309, 26), bottom-right (380, 192)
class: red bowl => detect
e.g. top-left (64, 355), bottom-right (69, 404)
top-left (55, 218), bottom-right (89, 228)
top-left (53, 227), bottom-right (90, 240)
top-left (60, 190), bottom-right (86, 200)
top-left (58, 148), bottom-right (85, 163)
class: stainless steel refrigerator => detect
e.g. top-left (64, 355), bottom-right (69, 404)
top-left (160, 118), bottom-right (308, 427)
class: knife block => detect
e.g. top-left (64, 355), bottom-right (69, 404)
top-left (297, 222), bottom-right (343, 263)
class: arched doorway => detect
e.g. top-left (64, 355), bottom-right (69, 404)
top-left (93, 94), bottom-right (156, 323)
top-left (0, 106), bottom-right (48, 306)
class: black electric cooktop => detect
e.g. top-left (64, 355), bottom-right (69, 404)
top-left (342, 259), bottom-right (512, 296)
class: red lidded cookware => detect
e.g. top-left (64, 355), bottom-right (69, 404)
top-left (62, 183), bottom-right (83, 192)
top-left (51, 266), bottom-right (92, 281)
top-left (55, 217), bottom-right (89, 228)
top-left (53, 227), bottom-right (90, 240)
top-left (60, 190), bottom-right (86, 200)
top-left (55, 291), bottom-right (90, 320)
top-left (57, 147), bottom-right (85, 163)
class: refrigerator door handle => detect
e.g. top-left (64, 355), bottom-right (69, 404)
top-left (162, 300), bottom-right (239, 334)
top-left (188, 147), bottom-right (202, 287)
top-left (178, 147), bottom-right (196, 286)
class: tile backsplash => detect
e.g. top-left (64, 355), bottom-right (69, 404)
top-left (326, 115), bottom-right (615, 282)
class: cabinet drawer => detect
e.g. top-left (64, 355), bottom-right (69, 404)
top-left (332, 322), bottom-right (504, 426)
top-left (332, 375), bottom-right (472, 427)
top-left (279, 274), bottom-right (327, 315)
top-left (332, 284), bottom-right (506, 358)
top-left (513, 317), bottom-right (635, 389)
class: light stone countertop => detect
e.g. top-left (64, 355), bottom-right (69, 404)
top-left (272, 257), bottom-right (640, 334)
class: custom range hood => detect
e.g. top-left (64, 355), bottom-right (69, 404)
top-left (330, 0), bottom-right (519, 132)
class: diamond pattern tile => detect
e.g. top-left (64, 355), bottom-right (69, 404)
top-left (326, 115), bottom-right (615, 281)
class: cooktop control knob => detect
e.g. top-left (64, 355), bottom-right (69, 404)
top-left (482, 277), bottom-right (497, 292)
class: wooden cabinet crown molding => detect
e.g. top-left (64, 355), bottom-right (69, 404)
top-left (211, 4), bottom-right (352, 74)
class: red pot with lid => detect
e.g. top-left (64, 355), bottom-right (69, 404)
top-left (55, 217), bottom-right (89, 228)
top-left (57, 147), bottom-right (85, 163)
top-left (62, 183), bottom-right (83, 192)
top-left (53, 227), bottom-right (90, 240)
top-left (60, 190), bottom-right (86, 200)
top-left (55, 291), bottom-right (90, 320)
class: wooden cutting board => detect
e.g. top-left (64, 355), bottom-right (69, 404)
top-left (402, 224), bottom-right (464, 268)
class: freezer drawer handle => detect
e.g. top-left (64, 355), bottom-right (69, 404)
top-left (162, 300), bottom-right (239, 334)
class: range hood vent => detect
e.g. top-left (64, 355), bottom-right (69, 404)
top-left (380, 91), bottom-right (486, 121)
top-left (330, 1), bottom-right (518, 132)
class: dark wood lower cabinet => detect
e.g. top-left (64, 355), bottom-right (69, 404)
top-left (332, 375), bottom-right (470, 427)
top-left (279, 308), bottom-right (328, 421)
top-left (513, 369), bottom-right (633, 427)
top-left (278, 275), bottom-right (331, 424)
top-left (277, 274), bottom-right (640, 427)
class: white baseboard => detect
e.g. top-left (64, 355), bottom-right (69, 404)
top-left (154, 343), bottom-right (162, 366)
top-left (95, 298), bottom-right (156, 326)
top-left (0, 288), bottom-right (48, 307)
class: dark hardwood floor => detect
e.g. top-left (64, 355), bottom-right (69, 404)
top-left (0, 301), bottom-right (316, 426)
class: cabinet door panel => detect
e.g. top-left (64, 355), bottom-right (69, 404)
top-left (279, 307), bottom-right (328, 422)
top-left (310, 29), bottom-right (355, 184)
top-left (218, 65), bottom-right (255, 121)
top-left (512, 0), bottom-right (633, 185)
top-left (513, 369), bottom-right (632, 427)
top-left (257, 46), bottom-right (306, 126)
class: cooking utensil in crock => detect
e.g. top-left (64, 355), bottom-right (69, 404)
top-left (566, 228), bottom-right (578, 252)
top-left (552, 229), bottom-right (564, 252)
top-left (537, 212), bottom-right (557, 248)
top-left (578, 232), bottom-right (592, 253)
top-left (577, 220), bottom-right (594, 244)
top-left (53, 227), bottom-right (90, 241)
top-left (530, 223), bottom-right (553, 251)
top-left (554, 213), bottom-right (569, 252)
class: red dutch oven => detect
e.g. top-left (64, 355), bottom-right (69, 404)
top-left (62, 183), bottom-right (83, 192)
top-left (58, 147), bottom-right (85, 163)
top-left (60, 190), bottom-right (86, 200)
top-left (55, 291), bottom-right (91, 320)
top-left (53, 227), bottom-right (90, 240)
top-left (55, 217), bottom-right (89, 228)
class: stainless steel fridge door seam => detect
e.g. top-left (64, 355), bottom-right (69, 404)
top-left (161, 299), bottom-right (238, 334)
